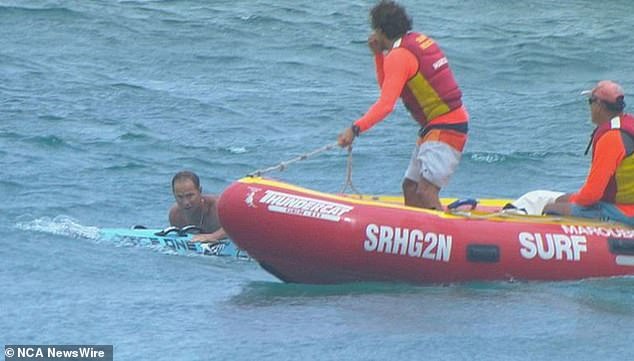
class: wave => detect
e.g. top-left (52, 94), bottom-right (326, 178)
top-left (14, 216), bottom-right (192, 258)
top-left (15, 134), bottom-right (85, 153)
top-left (465, 151), bottom-right (580, 164)
top-left (238, 13), bottom-right (294, 26)
top-left (102, 162), bottom-right (148, 171)
top-left (0, 178), bottom-right (19, 190)
top-left (117, 132), bottom-right (150, 141)
top-left (230, 277), bottom-right (536, 306)
top-left (109, 82), bottom-right (147, 91)
top-left (0, 5), bottom-right (84, 18)
top-left (26, 135), bottom-right (70, 148)
top-left (15, 216), bottom-right (100, 240)
top-left (230, 280), bottom-right (423, 306)
top-left (192, 54), bottom-right (244, 63)
top-left (225, 146), bottom-right (247, 154)
top-left (37, 114), bottom-right (66, 122)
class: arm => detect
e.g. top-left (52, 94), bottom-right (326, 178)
top-left (374, 54), bottom-right (385, 87)
top-left (554, 193), bottom-right (573, 203)
top-left (337, 49), bottom-right (417, 147)
top-left (368, 32), bottom-right (385, 86)
top-left (354, 48), bottom-right (417, 132)
top-left (191, 227), bottom-right (227, 243)
top-left (570, 131), bottom-right (626, 206)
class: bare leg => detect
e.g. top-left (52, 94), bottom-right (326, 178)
top-left (403, 178), bottom-right (419, 207)
top-left (542, 202), bottom-right (572, 216)
top-left (403, 178), bottom-right (443, 210)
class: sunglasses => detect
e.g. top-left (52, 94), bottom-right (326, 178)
top-left (588, 97), bottom-right (599, 105)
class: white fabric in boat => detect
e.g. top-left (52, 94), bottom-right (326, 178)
top-left (509, 190), bottom-right (566, 215)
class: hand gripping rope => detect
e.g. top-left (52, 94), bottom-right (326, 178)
top-left (247, 142), bottom-right (361, 195)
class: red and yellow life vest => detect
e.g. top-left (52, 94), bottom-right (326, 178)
top-left (591, 114), bottom-right (634, 203)
top-left (398, 32), bottom-right (464, 127)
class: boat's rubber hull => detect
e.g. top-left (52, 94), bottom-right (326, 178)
top-left (218, 177), bottom-right (634, 284)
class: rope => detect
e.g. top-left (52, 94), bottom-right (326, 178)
top-left (247, 141), bottom-right (362, 195)
top-left (340, 146), bottom-right (361, 195)
top-left (446, 209), bottom-right (566, 223)
top-left (248, 141), bottom-right (339, 177)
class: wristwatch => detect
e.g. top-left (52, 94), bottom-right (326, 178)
top-left (351, 124), bottom-right (361, 137)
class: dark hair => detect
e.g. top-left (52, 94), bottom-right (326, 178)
top-left (604, 95), bottom-right (626, 113)
top-left (370, 0), bottom-right (412, 39)
top-left (172, 170), bottom-right (200, 191)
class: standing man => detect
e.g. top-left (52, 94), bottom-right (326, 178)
top-left (543, 81), bottom-right (634, 225)
top-left (337, 0), bottom-right (468, 210)
top-left (169, 170), bottom-right (227, 242)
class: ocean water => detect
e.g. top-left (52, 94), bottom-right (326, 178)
top-left (2, 0), bottom-right (634, 360)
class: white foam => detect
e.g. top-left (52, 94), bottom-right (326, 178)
top-left (227, 146), bottom-right (247, 154)
top-left (15, 216), bottom-right (101, 240)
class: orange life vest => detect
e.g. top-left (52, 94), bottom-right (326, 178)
top-left (591, 114), bottom-right (634, 203)
top-left (398, 32), bottom-right (464, 127)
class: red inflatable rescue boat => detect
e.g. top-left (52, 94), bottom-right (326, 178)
top-left (218, 177), bottom-right (634, 284)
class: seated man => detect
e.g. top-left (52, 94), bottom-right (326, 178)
top-left (169, 170), bottom-right (227, 242)
top-left (543, 80), bottom-right (634, 226)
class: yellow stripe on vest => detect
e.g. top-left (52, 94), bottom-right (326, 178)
top-left (407, 73), bottom-right (450, 120)
top-left (616, 154), bottom-right (634, 203)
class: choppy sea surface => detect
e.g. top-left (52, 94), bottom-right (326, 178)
top-left (3, 1), bottom-right (634, 360)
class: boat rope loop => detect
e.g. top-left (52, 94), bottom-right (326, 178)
top-left (340, 145), bottom-right (361, 195)
top-left (247, 141), bottom-right (361, 195)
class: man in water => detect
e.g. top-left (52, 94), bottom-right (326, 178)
top-left (337, 0), bottom-right (468, 210)
top-left (543, 80), bottom-right (634, 225)
top-left (169, 170), bottom-right (227, 242)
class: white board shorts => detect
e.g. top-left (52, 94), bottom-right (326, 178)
top-left (404, 140), bottom-right (462, 188)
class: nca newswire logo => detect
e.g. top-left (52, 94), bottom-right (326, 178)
top-left (5, 345), bottom-right (113, 361)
